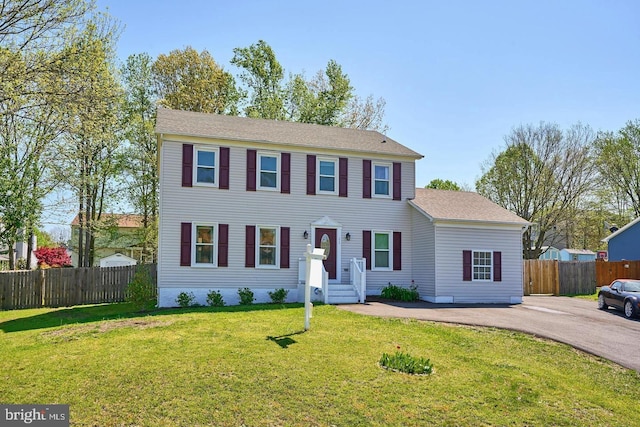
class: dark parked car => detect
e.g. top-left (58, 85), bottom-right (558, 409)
top-left (598, 279), bottom-right (640, 319)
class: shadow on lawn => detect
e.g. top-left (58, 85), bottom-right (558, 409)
top-left (266, 330), bottom-right (306, 349)
top-left (0, 302), bottom-right (306, 333)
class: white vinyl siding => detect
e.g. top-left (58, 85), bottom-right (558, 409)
top-left (157, 139), bottom-right (416, 306)
top-left (433, 225), bottom-right (523, 303)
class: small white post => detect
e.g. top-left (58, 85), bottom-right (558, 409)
top-left (304, 243), bottom-right (325, 331)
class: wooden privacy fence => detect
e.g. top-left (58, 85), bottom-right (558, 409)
top-left (595, 259), bottom-right (640, 286)
top-left (524, 259), bottom-right (640, 295)
top-left (0, 264), bottom-right (157, 310)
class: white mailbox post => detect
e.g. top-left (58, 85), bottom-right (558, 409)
top-left (304, 244), bottom-right (326, 330)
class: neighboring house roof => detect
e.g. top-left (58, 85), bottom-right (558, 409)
top-left (601, 216), bottom-right (640, 242)
top-left (155, 108), bottom-right (423, 159)
top-left (71, 213), bottom-right (143, 228)
top-left (561, 248), bottom-right (596, 255)
top-left (409, 188), bottom-right (530, 225)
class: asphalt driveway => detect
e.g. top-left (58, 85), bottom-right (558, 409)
top-left (338, 296), bottom-right (640, 372)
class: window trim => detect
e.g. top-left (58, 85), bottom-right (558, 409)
top-left (193, 147), bottom-right (219, 187)
top-left (191, 222), bottom-right (218, 268)
top-left (316, 157), bottom-right (338, 195)
top-left (372, 230), bottom-right (393, 271)
top-left (256, 225), bottom-right (280, 269)
top-left (472, 250), bottom-right (492, 281)
top-left (372, 162), bottom-right (392, 198)
top-left (257, 151), bottom-right (280, 191)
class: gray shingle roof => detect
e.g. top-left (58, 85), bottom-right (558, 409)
top-left (155, 108), bottom-right (423, 158)
top-left (410, 188), bottom-right (529, 225)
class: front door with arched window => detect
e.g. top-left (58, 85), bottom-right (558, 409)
top-left (314, 228), bottom-right (337, 279)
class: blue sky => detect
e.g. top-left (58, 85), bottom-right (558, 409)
top-left (98, 0), bottom-right (638, 188)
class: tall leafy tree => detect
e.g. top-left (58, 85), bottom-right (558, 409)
top-left (0, 0), bottom-right (93, 116)
top-left (54, 16), bottom-right (123, 267)
top-left (153, 46), bottom-right (239, 115)
top-left (231, 40), bottom-right (285, 119)
top-left (594, 119), bottom-right (640, 217)
top-left (476, 122), bottom-right (596, 259)
top-left (121, 52), bottom-right (158, 262)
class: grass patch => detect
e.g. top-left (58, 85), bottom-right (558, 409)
top-left (1, 303), bottom-right (638, 426)
top-left (565, 292), bottom-right (598, 301)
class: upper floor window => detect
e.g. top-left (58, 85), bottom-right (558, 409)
top-left (258, 152), bottom-right (279, 191)
top-left (318, 158), bottom-right (337, 194)
top-left (373, 163), bottom-right (391, 197)
top-left (195, 148), bottom-right (218, 186)
top-left (473, 251), bottom-right (492, 281)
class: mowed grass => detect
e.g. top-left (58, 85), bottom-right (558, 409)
top-left (1, 303), bottom-right (638, 426)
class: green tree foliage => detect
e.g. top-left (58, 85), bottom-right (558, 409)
top-left (233, 40), bottom-right (387, 131)
top-left (127, 264), bottom-right (156, 311)
top-left (153, 46), bottom-right (239, 115)
top-left (231, 40), bottom-right (285, 119)
top-left (121, 53), bottom-right (158, 262)
top-left (425, 179), bottom-right (462, 191)
top-left (594, 119), bottom-right (640, 217)
top-left (291, 60), bottom-right (353, 126)
top-left (476, 122), bottom-right (596, 259)
top-left (54, 16), bottom-right (124, 267)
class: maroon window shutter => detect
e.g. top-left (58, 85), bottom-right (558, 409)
top-left (393, 232), bottom-right (402, 271)
top-left (219, 147), bottom-right (230, 190)
top-left (182, 144), bottom-right (193, 187)
top-left (246, 149), bottom-right (257, 191)
top-left (245, 225), bottom-right (256, 267)
top-left (363, 230), bottom-right (372, 270)
top-left (493, 251), bottom-right (502, 282)
top-left (339, 157), bottom-right (348, 197)
top-left (281, 153), bottom-right (291, 194)
top-left (180, 222), bottom-right (192, 266)
top-left (463, 250), bottom-right (472, 281)
top-left (393, 162), bottom-right (402, 201)
top-left (363, 159), bottom-right (371, 198)
top-left (280, 227), bottom-right (290, 268)
top-left (218, 224), bottom-right (229, 267)
top-left (306, 155), bottom-right (316, 195)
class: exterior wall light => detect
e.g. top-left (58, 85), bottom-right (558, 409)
top-left (303, 230), bottom-right (309, 239)
top-left (345, 232), bottom-right (351, 241)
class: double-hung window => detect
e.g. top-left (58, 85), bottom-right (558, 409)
top-left (318, 158), bottom-right (337, 194)
top-left (257, 226), bottom-right (278, 267)
top-left (193, 224), bottom-right (217, 266)
top-left (373, 231), bottom-right (391, 270)
top-left (195, 148), bottom-right (218, 185)
top-left (473, 251), bottom-right (492, 280)
top-left (373, 163), bottom-right (391, 197)
top-left (258, 152), bottom-right (279, 190)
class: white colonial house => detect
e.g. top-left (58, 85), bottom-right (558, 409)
top-left (155, 108), bottom-right (528, 306)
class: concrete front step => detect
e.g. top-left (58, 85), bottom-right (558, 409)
top-left (326, 284), bottom-right (359, 304)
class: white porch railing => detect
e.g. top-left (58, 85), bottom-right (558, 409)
top-left (350, 258), bottom-right (366, 303)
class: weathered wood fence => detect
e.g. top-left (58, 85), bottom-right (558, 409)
top-left (0, 264), bottom-right (157, 310)
top-left (523, 259), bottom-right (640, 295)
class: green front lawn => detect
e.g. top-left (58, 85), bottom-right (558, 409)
top-left (1, 303), bottom-right (637, 426)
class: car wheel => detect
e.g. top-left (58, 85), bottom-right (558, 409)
top-left (624, 300), bottom-right (636, 319)
top-left (597, 294), bottom-right (608, 310)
